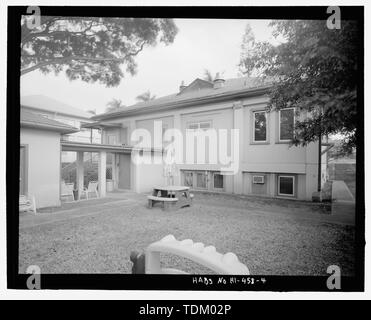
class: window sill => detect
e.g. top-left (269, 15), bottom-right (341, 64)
top-left (276, 194), bottom-right (296, 199)
top-left (275, 140), bottom-right (292, 144)
top-left (250, 141), bottom-right (270, 145)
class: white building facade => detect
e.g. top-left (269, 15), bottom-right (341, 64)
top-left (92, 77), bottom-right (327, 201)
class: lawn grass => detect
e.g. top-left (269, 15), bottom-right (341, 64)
top-left (19, 193), bottom-right (355, 275)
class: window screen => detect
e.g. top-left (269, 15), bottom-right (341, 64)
top-left (196, 172), bottom-right (207, 188)
top-left (278, 176), bottom-right (294, 196)
top-left (213, 173), bottom-right (224, 189)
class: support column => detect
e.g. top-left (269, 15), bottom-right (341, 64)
top-left (233, 101), bottom-right (244, 194)
top-left (130, 151), bottom-right (140, 193)
top-left (76, 151), bottom-right (84, 199)
top-left (100, 126), bottom-right (104, 144)
top-left (98, 151), bottom-right (107, 197)
top-left (111, 153), bottom-right (117, 190)
top-left (128, 120), bottom-right (140, 192)
top-left (173, 113), bottom-right (181, 185)
top-left (128, 119), bottom-right (136, 145)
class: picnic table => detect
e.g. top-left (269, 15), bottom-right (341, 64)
top-left (147, 186), bottom-right (193, 210)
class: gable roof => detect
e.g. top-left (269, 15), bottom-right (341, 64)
top-left (93, 76), bottom-right (273, 121)
top-left (21, 95), bottom-right (92, 119)
top-left (179, 78), bottom-right (214, 94)
top-left (21, 108), bottom-right (79, 134)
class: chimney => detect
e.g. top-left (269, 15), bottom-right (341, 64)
top-left (213, 73), bottom-right (225, 89)
top-left (179, 80), bottom-right (186, 92)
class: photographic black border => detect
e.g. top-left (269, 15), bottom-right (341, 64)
top-left (7, 5), bottom-right (365, 291)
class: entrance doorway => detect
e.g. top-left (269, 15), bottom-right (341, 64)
top-left (20, 146), bottom-right (27, 195)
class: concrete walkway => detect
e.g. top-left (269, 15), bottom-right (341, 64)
top-left (332, 180), bottom-right (355, 202)
top-left (331, 180), bottom-right (355, 226)
top-left (19, 191), bottom-right (146, 229)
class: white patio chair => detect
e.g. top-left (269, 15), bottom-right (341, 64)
top-left (79, 181), bottom-right (99, 200)
top-left (19, 195), bottom-right (37, 214)
top-left (61, 181), bottom-right (75, 202)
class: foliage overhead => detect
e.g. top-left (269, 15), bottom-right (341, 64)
top-left (239, 20), bottom-right (358, 154)
top-left (203, 69), bottom-right (214, 82)
top-left (202, 69), bottom-right (225, 82)
top-left (106, 98), bottom-right (125, 112)
top-left (136, 90), bottom-right (156, 102)
top-left (21, 16), bottom-right (178, 87)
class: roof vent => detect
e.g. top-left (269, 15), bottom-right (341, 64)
top-left (179, 80), bottom-right (187, 92)
top-left (213, 73), bottom-right (225, 89)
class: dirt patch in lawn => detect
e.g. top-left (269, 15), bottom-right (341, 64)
top-left (19, 193), bottom-right (355, 275)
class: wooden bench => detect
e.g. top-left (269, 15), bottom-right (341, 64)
top-left (147, 195), bottom-right (178, 210)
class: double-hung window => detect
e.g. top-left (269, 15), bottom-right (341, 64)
top-left (279, 108), bottom-right (295, 142)
top-left (187, 121), bottom-right (211, 130)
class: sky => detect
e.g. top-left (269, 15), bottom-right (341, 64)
top-left (20, 19), bottom-right (277, 115)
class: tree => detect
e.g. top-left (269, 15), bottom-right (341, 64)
top-left (203, 69), bottom-right (214, 82)
top-left (202, 69), bottom-right (226, 82)
top-left (239, 20), bottom-right (358, 154)
top-left (136, 90), bottom-right (156, 102)
top-left (21, 16), bottom-right (178, 87)
top-left (239, 24), bottom-right (257, 77)
top-left (106, 98), bottom-right (125, 112)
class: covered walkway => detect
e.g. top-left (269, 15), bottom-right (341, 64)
top-left (331, 180), bottom-right (355, 225)
top-left (61, 140), bottom-right (133, 199)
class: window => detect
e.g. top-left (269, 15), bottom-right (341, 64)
top-left (188, 121), bottom-right (211, 130)
top-left (199, 122), bottom-right (211, 130)
top-left (196, 172), bottom-right (207, 189)
top-left (107, 134), bottom-right (117, 145)
top-left (20, 145), bottom-right (28, 195)
top-left (182, 170), bottom-right (225, 192)
top-left (279, 108), bottom-right (295, 141)
top-left (188, 123), bottom-right (199, 130)
top-left (213, 173), bottom-right (224, 189)
top-left (253, 111), bottom-right (267, 142)
top-left (278, 175), bottom-right (295, 196)
top-left (184, 171), bottom-right (193, 187)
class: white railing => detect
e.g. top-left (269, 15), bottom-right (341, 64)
top-left (62, 134), bottom-right (128, 146)
top-left (62, 134), bottom-right (101, 144)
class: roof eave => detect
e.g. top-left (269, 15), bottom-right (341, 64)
top-left (21, 104), bottom-right (93, 121)
top-left (93, 85), bottom-right (271, 121)
top-left (21, 121), bottom-right (79, 134)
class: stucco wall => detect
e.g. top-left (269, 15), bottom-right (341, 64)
top-left (101, 96), bottom-right (320, 200)
top-left (20, 127), bottom-right (61, 208)
top-left (180, 108), bottom-right (233, 166)
top-left (132, 151), bottom-right (165, 193)
top-left (241, 102), bottom-right (307, 173)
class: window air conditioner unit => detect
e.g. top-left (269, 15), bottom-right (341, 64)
top-left (253, 175), bottom-right (265, 184)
